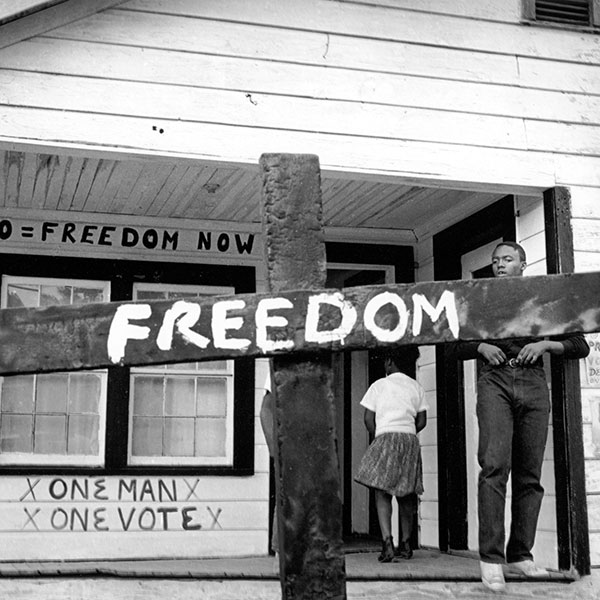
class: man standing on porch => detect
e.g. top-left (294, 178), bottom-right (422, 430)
top-left (456, 241), bottom-right (589, 593)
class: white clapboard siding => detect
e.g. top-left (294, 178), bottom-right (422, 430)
top-left (120, 0), bottom-right (600, 64)
top-left (337, 0), bottom-right (523, 22)
top-left (571, 187), bottom-right (600, 218)
top-left (0, 474), bottom-right (270, 503)
top-left (0, 500), bottom-right (266, 532)
top-left (4, 34), bottom-right (522, 89)
top-left (572, 219), bottom-right (600, 252)
top-left (517, 57), bottom-right (600, 96)
top-left (0, 473), bottom-right (270, 559)
top-left (0, 106), bottom-right (560, 189)
top-left (0, 530), bottom-right (267, 561)
top-left (0, 71), bottom-right (532, 151)
top-left (554, 155), bottom-right (600, 188)
top-left (589, 495), bottom-right (600, 529)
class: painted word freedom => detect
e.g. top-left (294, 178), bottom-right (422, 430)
top-left (107, 289), bottom-right (459, 363)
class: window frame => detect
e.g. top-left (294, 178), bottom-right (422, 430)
top-left (0, 254), bottom-right (256, 476)
top-left (522, 0), bottom-right (600, 30)
top-left (128, 282), bottom-right (236, 467)
top-left (0, 275), bottom-right (110, 467)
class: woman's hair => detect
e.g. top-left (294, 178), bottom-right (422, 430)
top-left (379, 346), bottom-right (420, 369)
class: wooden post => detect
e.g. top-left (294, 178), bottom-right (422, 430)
top-left (259, 153), bottom-right (346, 599)
top-left (545, 186), bottom-right (591, 575)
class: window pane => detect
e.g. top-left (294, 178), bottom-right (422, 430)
top-left (36, 373), bottom-right (68, 413)
top-left (195, 418), bottom-right (226, 456)
top-left (166, 362), bottom-right (198, 370)
top-left (1, 415), bottom-right (33, 452)
top-left (40, 285), bottom-right (71, 307)
top-left (6, 284), bottom-right (37, 307)
top-left (1, 276), bottom-right (108, 466)
top-left (197, 378), bottom-right (227, 417)
top-left (199, 361), bottom-right (228, 372)
top-left (69, 374), bottom-right (101, 413)
top-left (68, 415), bottom-right (99, 454)
top-left (164, 418), bottom-right (194, 456)
top-left (132, 417), bottom-right (162, 456)
top-left (73, 287), bottom-right (104, 305)
top-left (130, 282), bottom-right (233, 464)
top-left (141, 291), bottom-right (165, 300)
top-left (1, 376), bottom-right (34, 413)
top-left (165, 378), bottom-right (195, 416)
top-left (133, 377), bottom-right (163, 416)
top-left (34, 415), bottom-right (67, 454)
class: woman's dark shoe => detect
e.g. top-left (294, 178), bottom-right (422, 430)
top-left (396, 540), bottom-right (413, 559)
top-left (378, 536), bottom-right (395, 563)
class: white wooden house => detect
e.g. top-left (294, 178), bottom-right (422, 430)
top-left (0, 0), bottom-right (599, 574)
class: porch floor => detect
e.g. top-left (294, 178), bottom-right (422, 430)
top-left (0, 543), bottom-right (574, 583)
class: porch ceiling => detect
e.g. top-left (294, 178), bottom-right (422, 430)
top-left (0, 150), bottom-right (507, 239)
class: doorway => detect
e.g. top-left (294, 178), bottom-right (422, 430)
top-left (266, 242), bottom-right (415, 548)
top-left (460, 239), bottom-right (501, 549)
top-left (433, 196), bottom-right (516, 551)
top-left (325, 242), bottom-right (415, 539)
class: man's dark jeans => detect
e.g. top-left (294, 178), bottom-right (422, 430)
top-left (476, 363), bottom-right (550, 564)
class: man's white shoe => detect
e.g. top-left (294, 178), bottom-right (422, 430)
top-left (510, 559), bottom-right (548, 577)
top-left (480, 561), bottom-right (506, 593)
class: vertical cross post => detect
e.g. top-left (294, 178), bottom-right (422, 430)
top-left (260, 153), bottom-right (346, 599)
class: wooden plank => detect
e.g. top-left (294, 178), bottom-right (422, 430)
top-left (332, 0), bottom-right (523, 22)
top-left (0, 35), bottom-right (522, 90)
top-left (69, 157), bottom-right (101, 211)
top-left (260, 153), bottom-right (345, 598)
top-left (545, 186), bottom-right (591, 575)
top-left (30, 153), bottom-right (59, 209)
top-left (0, 0), bottom-right (126, 50)
top-left (55, 156), bottom-right (85, 211)
top-left (0, 106), bottom-right (558, 191)
top-left (0, 270), bottom-right (598, 376)
top-left (556, 155), bottom-right (600, 188)
top-left (526, 120), bottom-right (600, 155)
top-left (519, 57), bottom-right (600, 96)
top-left (44, 10), bottom-right (524, 84)
top-left (0, 71), bottom-right (530, 150)
top-left (0, 1), bottom-right (65, 26)
top-left (122, 0), bottom-right (600, 64)
top-left (4, 37), bottom-right (598, 116)
top-left (570, 187), bottom-right (600, 218)
top-left (571, 219), bottom-right (600, 252)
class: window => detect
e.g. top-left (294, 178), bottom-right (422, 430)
top-left (0, 255), bottom-right (256, 475)
top-left (128, 284), bottom-right (235, 466)
top-left (0, 277), bottom-right (109, 466)
top-left (523, 0), bottom-right (600, 27)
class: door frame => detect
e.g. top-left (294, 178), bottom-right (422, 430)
top-left (544, 187), bottom-right (590, 575)
top-left (432, 195), bottom-right (516, 552)
top-left (431, 190), bottom-right (590, 575)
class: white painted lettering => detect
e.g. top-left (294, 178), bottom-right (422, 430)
top-left (157, 301), bottom-right (210, 351)
top-left (304, 292), bottom-right (357, 345)
top-left (412, 291), bottom-right (459, 338)
top-left (107, 304), bottom-right (152, 363)
top-left (212, 299), bottom-right (251, 350)
top-left (363, 292), bottom-right (409, 342)
top-left (255, 297), bottom-right (294, 352)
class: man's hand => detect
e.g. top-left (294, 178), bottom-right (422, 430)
top-left (517, 341), bottom-right (551, 364)
top-left (477, 342), bottom-right (506, 365)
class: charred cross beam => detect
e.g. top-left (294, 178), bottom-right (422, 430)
top-left (0, 271), bottom-right (598, 376)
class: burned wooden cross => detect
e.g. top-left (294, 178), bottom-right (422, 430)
top-left (0, 154), bottom-right (599, 599)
